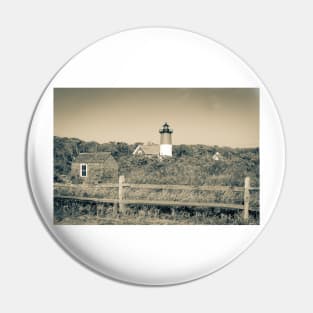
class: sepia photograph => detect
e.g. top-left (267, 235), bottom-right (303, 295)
top-left (54, 88), bottom-right (259, 225)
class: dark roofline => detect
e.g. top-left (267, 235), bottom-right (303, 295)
top-left (73, 152), bottom-right (113, 163)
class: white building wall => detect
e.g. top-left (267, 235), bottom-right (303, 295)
top-left (160, 144), bottom-right (172, 156)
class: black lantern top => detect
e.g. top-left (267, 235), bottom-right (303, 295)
top-left (159, 122), bottom-right (173, 134)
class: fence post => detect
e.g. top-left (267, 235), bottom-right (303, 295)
top-left (113, 201), bottom-right (118, 217)
top-left (71, 203), bottom-right (75, 217)
top-left (171, 208), bottom-right (176, 219)
top-left (119, 175), bottom-right (125, 213)
top-left (243, 176), bottom-right (250, 222)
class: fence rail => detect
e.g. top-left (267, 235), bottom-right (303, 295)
top-left (125, 183), bottom-right (245, 192)
top-left (54, 176), bottom-right (259, 221)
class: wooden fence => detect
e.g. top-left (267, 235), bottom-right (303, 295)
top-left (54, 176), bottom-right (259, 222)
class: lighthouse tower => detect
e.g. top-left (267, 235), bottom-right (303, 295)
top-left (159, 122), bottom-right (173, 157)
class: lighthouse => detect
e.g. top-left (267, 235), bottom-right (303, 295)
top-left (159, 122), bottom-right (173, 157)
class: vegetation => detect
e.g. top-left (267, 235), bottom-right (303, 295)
top-left (54, 136), bottom-right (259, 187)
top-left (54, 198), bottom-right (259, 225)
top-left (54, 136), bottom-right (259, 224)
top-left (56, 211), bottom-right (258, 225)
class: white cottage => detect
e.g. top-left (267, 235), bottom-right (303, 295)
top-left (212, 152), bottom-right (221, 161)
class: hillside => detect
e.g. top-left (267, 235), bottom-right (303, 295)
top-left (54, 136), bottom-right (259, 187)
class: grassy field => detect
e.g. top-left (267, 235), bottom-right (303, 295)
top-left (54, 203), bottom-right (259, 225)
top-left (54, 184), bottom-right (259, 225)
top-left (56, 214), bottom-right (258, 225)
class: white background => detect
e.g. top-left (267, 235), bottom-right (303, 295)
top-left (0, 1), bottom-right (312, 312)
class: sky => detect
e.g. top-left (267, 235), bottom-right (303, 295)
top-left (54, 88), bottom-right (259, 147)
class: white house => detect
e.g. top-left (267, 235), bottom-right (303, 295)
top-left (212, 152), bottom-right (221, 161)
top-left (132, 143), bottom-right (159, 156)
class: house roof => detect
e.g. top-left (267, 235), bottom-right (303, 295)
top-left (133, 144), bottom-right (159, 155)
top-left (73, 152), bottom-right (113, 163)
top-left (212, 152), bottom-right (221, 160)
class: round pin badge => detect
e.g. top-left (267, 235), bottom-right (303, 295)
top-left (27, 28), bottom-right (285, 285)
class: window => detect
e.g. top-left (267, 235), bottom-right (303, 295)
top-left (80, 163), bottom-right (87, 177)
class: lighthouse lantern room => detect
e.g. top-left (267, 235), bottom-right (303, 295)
top-left (159, 122), bottom-right (173, 157)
